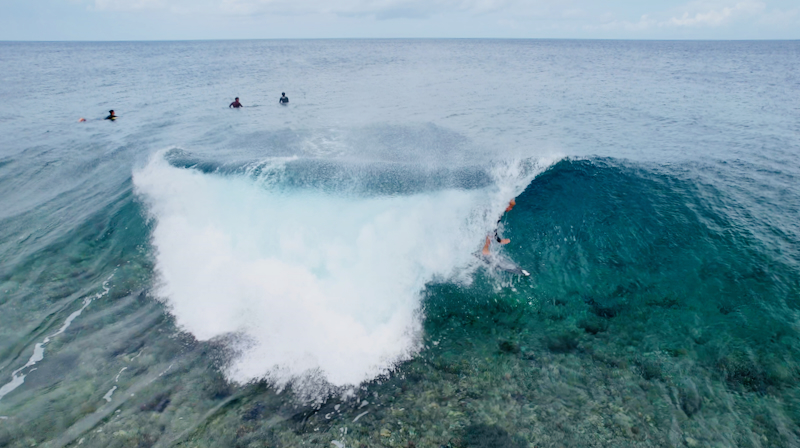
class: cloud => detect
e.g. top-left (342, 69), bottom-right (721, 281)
top-left (666, 0), bottom-right (765, 27)
top-left (93, 0), bottom-right (218, 14)
top-left (93, 0), bottom-right (518, 17)
top-left (274, 0), bottom-right (515, 18)
top-left (584, 14), bottom-right (657, 32)
top-left (583, 1), bottom-right (775, 33)
top-left (94, 0), bottom-right (164, 11)
top-left (79, 0), bottom-right (800, 39)
top-left (561, 8), bottom-right (586, 19)
top-left (757, 7), bottom-right (800, 27)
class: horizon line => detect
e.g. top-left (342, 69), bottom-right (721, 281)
top-left (1, 37), bottom-right (799, 43)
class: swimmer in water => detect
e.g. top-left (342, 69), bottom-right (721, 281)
top-left (482, 199), bottom-right (515, 255)
top-left (229, 97), bottom-right (243, 108)
top-left (279, 92), bottom-right (289, 104)
top-left (105, 110), bottom-right (116, 121)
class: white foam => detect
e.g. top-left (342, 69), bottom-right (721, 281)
top-left (133, 150), bottom-right (555, 389)
top-left (102, 386), bottom-right (117, 403)
top-left (0, 375), bottom-right (26, 402)
top-left (0, 276), bottom-right (113, 402)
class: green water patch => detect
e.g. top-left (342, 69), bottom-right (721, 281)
top-left (499, 158), bottom-right (800, 395)
top-left (143, 158), bottom-right (800, 447)
top-left (3, 158), bottom-right (800, 447)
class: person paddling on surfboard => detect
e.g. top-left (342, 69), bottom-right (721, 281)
top-left (105, 110), bottom-right (116, 121)
top-left (482, 199), bottom-right (515, 255)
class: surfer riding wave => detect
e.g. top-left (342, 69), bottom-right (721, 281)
top-left (482, 199), bottom-right (515, 255)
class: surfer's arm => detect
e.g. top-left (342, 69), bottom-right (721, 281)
top-left (494, 229), bottom-right (509, 244)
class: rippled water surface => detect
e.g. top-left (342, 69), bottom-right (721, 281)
top-left (0, 40), bottom-right (799, 447)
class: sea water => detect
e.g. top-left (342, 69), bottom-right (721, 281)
top-left (0, 40), bottom-right (798, 447)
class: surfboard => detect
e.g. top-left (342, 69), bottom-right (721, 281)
top-left (475, 252), bottom-right (530, 277)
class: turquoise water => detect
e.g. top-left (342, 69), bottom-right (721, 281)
top-left (0, 40), bottom-right (799, 447)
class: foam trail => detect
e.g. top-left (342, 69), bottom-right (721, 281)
top-left (102, 386), bottom-right (117, 403)
top-left (133, 151), bottom-right (556, 390)
top-left (0, 275), bottom-right (114, 402)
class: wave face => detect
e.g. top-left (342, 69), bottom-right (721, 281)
top-left (133, 150), bottom-right (553, 387)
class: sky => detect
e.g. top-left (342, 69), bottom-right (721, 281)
top-left (1, 0), bottom-right (798, 40)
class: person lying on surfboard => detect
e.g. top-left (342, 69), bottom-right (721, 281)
top-left (482, 199), bottom-right (515, 255)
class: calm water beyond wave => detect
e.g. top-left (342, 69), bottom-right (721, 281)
top-left (0, 40), bottom-right (799, 447)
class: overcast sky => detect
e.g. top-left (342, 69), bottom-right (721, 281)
top-left (1, 0), bottom-right (798, 41)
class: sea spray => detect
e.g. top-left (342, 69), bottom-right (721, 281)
top-left (133, 150), bottom-right (554, 391)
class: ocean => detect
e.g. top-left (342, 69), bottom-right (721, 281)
top-left (0, 39), bottom-right (798, 447)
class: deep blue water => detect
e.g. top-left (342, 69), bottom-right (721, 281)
top-left (0, 40), bottom-right (799, 447)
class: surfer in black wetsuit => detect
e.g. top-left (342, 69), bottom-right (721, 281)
top-left (279, 92), bottom-right (289, 104)
top-left (482, 199), bottom-right (515, 255)
top-left (105, 110), bottom-right (116, 121)
top-left (229, 97), bottom-right (243, 108)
